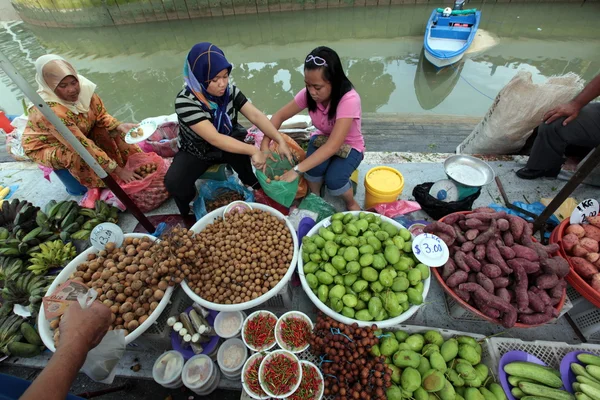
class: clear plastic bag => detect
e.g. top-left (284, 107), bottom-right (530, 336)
top-left (298, 193), bottom-right (337, 223)
top-left (192, 176), bottom-right (255, 220)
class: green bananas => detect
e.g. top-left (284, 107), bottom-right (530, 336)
top-left (27, 240), bottom-right (76, 276)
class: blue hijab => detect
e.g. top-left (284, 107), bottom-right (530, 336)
top-left (183, 42), bottom-right (233, 135)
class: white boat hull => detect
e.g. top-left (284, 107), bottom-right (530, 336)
top-left (424, 49), bottom-right (465, 68)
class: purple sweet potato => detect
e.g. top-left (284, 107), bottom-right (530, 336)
top-left (474, 244), bottom-right (486, 261)
top-left (446, 271), bottom-right (469, 288)
top-left (454, 251), bottom-right (470, 272)
top-left (476, 272), bottom-right (494, 293)
top-left (443, 213), bottom-right (462, 225)
top-left (473, 207), bottom-right (496, 214)
top-left (518, 305), bottom-right (554, 325)
top-left (474, 219), bottom-right (497, 245)
top-left (497, 219), bottom-right (510, 232)
top-left (492, 277), bottom-right (510, 288)
top-left (495, 287), bottom-right (511, 303)
top-left (453, 224), bottom-right (467, 244)
top-left (507, 258), bottom-right (540, 274)
top-left (549, 280), bottom-right (566, 305)
top-left (467, 272), bottom-right (478, 283)
top-left (465, 229), bottom-right (479, 241)
top-left (424, 221), bottom-right (456, 239)
top-left (458, 282), bottom-right (518, 328)
top-left (461, 241), bottom-right (476, 252)
top-left (436, 233), bottom-right (455, 247)
top-left (477, 224), bottom-right (492, 232)
top-left (466, 219), bottom-right (485, 228)
top-left (512, 263), bottom-right (529, 312)
top-left (486, 241), bottom-right (512, 274)
top-left (442, 258), bottom-right (457, 280)
top-left (482, 264), bottom-right (502, 279)
top-left (527, 290), bottom-right (546, 312)
top-left (536, 273), bottom-right (559, 290)
top-left (499, 246), bottom-right (516, 260)
top-left (464, 253), bottom-right (482, 272)
top-left (530, 287), bottom-right (552, 306)
top-left (511, 244), bottom-right (539, 262)
top-left (508, 215), bottom-right (526, 241)
top-left (455, 289), bottom-right (470, 302)
top-left (474, 296), bottom-right (501, 319)
top-left (521, 223), bottom-right (534, 247)
top-left (541, 256), bottom-right (570, 278)
top-left (503, 231), bottom-right (515, 247)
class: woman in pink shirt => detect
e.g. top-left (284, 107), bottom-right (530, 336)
top-left (263, 46), bottom-right (365, 211)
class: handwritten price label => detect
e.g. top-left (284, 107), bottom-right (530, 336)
top-left (412, 233), bottom-right (449, 267)
top-left (90, 223), bottom-right (123, 251)
top-left (570, 199), bottom-right (599, 225)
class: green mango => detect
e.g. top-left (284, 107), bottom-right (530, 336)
top-left (344, 246), bottom-right (359, 262)
top-left (306, 273), bottom-right (318, 289)
top-left (400, 228), bottom-right (412, 241)
top-left (408, 268), bottom-right (422, 286)
top-left (382, 222), bottom-right (399, 237)
top-left (317, 285), bottom-right (328, 303)
top-left (395, 330), bottom-right (409, 342)
top-left (385, 245), bottom-right (401, 264)
top-left (401, 367), bottom-right (421, 392)
top-left (342, 294), bottom-right (358, 308)
top-left (346, 261), bottom-right (361, 274)
top-left (392, 276), bottom-right (410, 292)
top-left (422, 369), bottom-right (446, 392)
top-left (367, 236), bottom-right (382, 251)
top-left (331, 220), bottom-right (344, 234)
top-left (464, 388), bottom-right (485, 400)
top-left (458, 344), bottom-right (481, 365)
top-left (355, 309), bottom-right (374, 321)
top-left (393, 350), bottom-right (421, 368)
top-left (360, 253), bottom-right (374, 267)
top-left (418, 356), bottom-right (431, 376)
top-left (345, 223), bottom-right (359, 237)
top-left (387, 385), bottom-right (403, 400)
top-left (424, 330), bottom-right (444, 347)
top-left (341, 306), bottom-right (355, 318)
top-left (438, 379), bottom-right (457, 400)
top-left (372, 253), bottom-right (387, 270)
top-left (330, 297), bottom-right (343, 312)
top-left (415, 387), bottom-right (429, 400)
top-left (389, 364), bottom-right (402, 384)
top-left (429, 351), bottom-right (447, 373)
top-left (407, 288), bottom-right (423, 305)
top-left (441, 339), bottom-right (459, 362)
top-left (359, 244), bottom-right (375, 254)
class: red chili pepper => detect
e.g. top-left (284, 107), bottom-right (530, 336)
top-left (244, 313), bottom-right (277, 349)
top-left (280, 317), bottom-right (312, 350)
top-left (244, 356), bottom-right (267, 397)
top-left (261, 353), bottom-right (300, 395)
top-left (288, 364), bottom-right (322, 400)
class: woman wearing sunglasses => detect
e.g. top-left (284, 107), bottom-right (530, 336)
top-left (263, 46), bottom-right (364, 211)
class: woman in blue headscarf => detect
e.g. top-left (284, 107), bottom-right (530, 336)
top-left (165, 42), bottom-right (293, 217)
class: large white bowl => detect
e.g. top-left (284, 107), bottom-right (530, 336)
top-left (298, 211), bottom-right (431, 329)
top-left (38, 233), bottom-right (174, 352)
top-left (183, 203), bottom-right (299, 312)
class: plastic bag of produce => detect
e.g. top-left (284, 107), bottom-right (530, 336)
top-left (256, 153), bottom-right (299, 207)
top-left (457, 71), bottom-right (584, 155)
top-left (140, 121), bottom-right (179, 158)
top-left (412, 182), bottom-right (480, 220)
top-left (120, 152), bottom-right (172, 213)
top-left (298, 193), bottom-right (336, 222)
top-left (192, 176), bottom-right (255, 220)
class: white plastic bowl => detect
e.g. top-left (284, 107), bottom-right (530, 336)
top-left (241, 352), bottom-right (269, 400)
top-left (242, 310), bottom-right (278, 352)
top-left (275, 311), bottom-right (313, 353)
top-left (182, 203), bottom-right (299, 311)
top-left (152, 350), bottom-right (184, 389)
top-left (297, 211), bottom-right (431, 329)
top-left (217, 338), bottom-right (248, 379)
top-left (297, 360), bottom-right (325, 400)
top-left (38, 233), bottom-right (174, 352)
top-left (259, 350), bottom-right (302, 399)
top-left (214, 311), bottom-right (244, 339)
top-left (182, 354), bottom-right (220, 395)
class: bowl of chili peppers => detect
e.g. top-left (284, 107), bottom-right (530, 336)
top-left (241, 352), bottom-right (269, 399)
top-left (288, 361), bottom-right (324, 400)
top-left (242, 310), bottom-right (278, 352)
top-left (275, 311), bottom-right (313, 353)
top-left (258, 349), bottom-right (302, 398)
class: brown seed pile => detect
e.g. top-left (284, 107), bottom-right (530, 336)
top-left (205, 190), bottom-right (244, 212)
top-left (134, 163), bottom-right (157, 177)
top-left (186, 209), bottom-right (294, 304)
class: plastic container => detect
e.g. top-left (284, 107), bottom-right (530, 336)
top-left (297, 211), bottom-right (431, 329)
top-left (182, 354), bottom-right (220, 395)
top-left (242, 310), bottom-right (278, 352)
top-left (498, 350), bottom-right (549, 400)
top-left (214, 311), bottom-right (244, 339)
top-left (170, 307), bottom-right (220, 360)
top-left (53, 169), bottom-right (88, 196)
top-left (431, 211), bottom-right (566, 328)
top-left (275, 311), bottom-right (313, 353)
top-left (560, 350), bottom-right (591, 393)
top-left (152, 350), bottom-right (184, 389)
top-left (296, 360), bottom-right (325, 400)
top-left (259, 350), bottom-right (302, 399)
top-left (364, 166), bottom-right (404, 209)
top-left (241, 352), bottom-right (269, 399)
top-left (217, 338), bottom-right (248, 379)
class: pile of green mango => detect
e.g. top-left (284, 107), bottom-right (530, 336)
top-left (373, 329), bottom-right (507, 400)
top-left (301, 211), bottom-right (429, 322)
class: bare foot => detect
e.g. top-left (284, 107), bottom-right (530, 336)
top-left (346, 199), bottom-right (361, 211)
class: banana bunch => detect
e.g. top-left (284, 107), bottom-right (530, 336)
top-left (27, 240), bottom-right (76, 276)
top-left (0, 227), bottom-right (57, 258)
top-left (37, 200), bottom-right (84, 243)
top-left (0, 257), bottom-right (24, 283)
top-left (71, 200), bottom-right (119, 241)
top-left (0, 199), bottom-right (40, 236)
top-left (0, 185), bottom-right (9, 201)
top-left (1, 273), bottom-right (53, 317)
top-left (0, 314), bottom-right (24, 355)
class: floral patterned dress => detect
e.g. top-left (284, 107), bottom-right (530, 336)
top-left (22, 93), bottom-right (142, 188)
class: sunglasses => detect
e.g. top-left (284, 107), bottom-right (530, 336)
top-left (305, 55), bottom-right (328, 67)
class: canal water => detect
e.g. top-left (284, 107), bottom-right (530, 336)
top-left (1, 2), bottom-right (600, 122)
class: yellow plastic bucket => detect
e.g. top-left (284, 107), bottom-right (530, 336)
top-left (364, 167), bottom-right (404, 209)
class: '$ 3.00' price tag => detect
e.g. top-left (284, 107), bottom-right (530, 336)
top-left (412, 233), bottom-right (449, 267)
top-left (570, 198), bottom-right (599, 225)
top-left (90, 222), bottom-right (124, 251)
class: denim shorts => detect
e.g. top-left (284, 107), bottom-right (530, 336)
top-left (304, 136), bottom-right (364, 196)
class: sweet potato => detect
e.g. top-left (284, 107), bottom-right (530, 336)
top-left (530, 287), bottom-right (552, 306)
top-left (499, 246), bottom-right (516, 260)
top-left (473, 219), bottom-right (497, 245)
top-left (571, 245), bottom-right (590, 258)
top-left (482, 264), bottom-right (502, 279)
top-left (487, 241), bottom-right (512, 274)
top-left (580, 237), bottom-right (600, 253)
top-left (536, 273), bottom-right (559, 289)
top-left (443, 213), bottom-right (462, 225)
top-left (454, 289), bottom-right (470, 302)
top-left (518, 305), bottom-right (554, 325)
top-left (424, 221), bottom-right (456, 239)
top-left (442, 259), bottom-right (457, 280)
top-left (508, 215), bottom-right (526, 241)
top-left (466, 219), bottom-right (484, 228)
top-left (474, 244), bottom-right (486, 262)
top-left (591, 273), bottom-right (600, 293)
top-left (541, 243), bottom-right (560, 255)
top-left (473, 207), bottom-right (496, 214)
top-left (587, 253), bottom-right (600, 264)
top-left (588, 216), bottom-right (600, 229)
top-left (512, 263), bottom-right (529, 312)
top-left (495, 287), bottom-right (510, 303)
top-left (521, 223), bottom-right (534, 247)
top-left (583, 224), bottom-right (600, 242)
top-left (453, 224), bottom-right (467, 244)
top-left (459, 282), bottom-right (518, 328)
top-left (446, 270), bottom-right (469, 288)
top-left (541, 256), bottom-right (570, 278)
top-left (497, 219), bottom-right (510, 232)
top-left (562, 233), bottom-right (580, 252)
top-left (502, 231), bottom-right (515, 247)
top-left (571, 257), bottom-right (599, 279)
top-left (465, 229), bottom-right (479, 241)
top-left (476, 272), bottom-right (494, 294)
top-left (507, 258), bottom-right (540, 274)
top-left (566, 224), bottom-right (586, 238)
top-left (473, 296), bottom-right (501, 319)
top-left (437, 233), bottom-right (455, 247)
top-left (468, 272), bottom-right (478, 283)
top-left (492, 277), bottom-right (510, 288)
top-left (511, 244), bottom-right (539, 262)
top-left (464, 253), bottom-right (482, 272)
top-left (454, 251), bottom-right (470, 272)
top-left (476, 224), bottom-right (491, 232)
top-left (466, 212), bottom-right (503, 222)
top-left (527, 290), bottom-right (546, 313)
top-left (461, 241), bottom-right (475, 252)
top-left (550, 280), bottom-right (566, 305)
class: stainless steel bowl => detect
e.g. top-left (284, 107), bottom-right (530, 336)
top-left (443, 155), bottom-right (495, 187)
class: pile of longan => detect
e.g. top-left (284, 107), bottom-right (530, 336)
top-left (134, 163), bottom-right (157, 177)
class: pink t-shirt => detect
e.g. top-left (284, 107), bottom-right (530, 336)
top-left (294, 88), bottom-right (365, 152)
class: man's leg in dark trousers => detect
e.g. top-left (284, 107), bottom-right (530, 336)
top-left (527, 103), bottom-right (600, 171)
top-left (222, 151), bottom-right (260, 190)
top-left (164, 151), bottom-right (213, 216)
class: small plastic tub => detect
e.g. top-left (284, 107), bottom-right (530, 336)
top-left (182, 354), bottom-right (220, 395)
top-left (287, 361), bottom-right (324, 400)
top-left (214, 311), bottom-right (244, 339)
top-left (242, 310), bottom-right (278, 352)
top-left (259, 350), bottom-right (302, 398)
top-left (152, 350), bottom-right (184, 389)
top-left (241, 352), bottom-right (269, 399)
top-left (217, 338), bottom-right (248, 379)
top-left (275, 311), bottom-right (313, 353)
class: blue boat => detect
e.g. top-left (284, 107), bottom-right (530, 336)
top-left (423, 3), bottom-right (481, 69)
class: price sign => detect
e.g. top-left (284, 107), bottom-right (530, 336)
top-left (412, 233), bottom-right (450, 267)
top-left (90, 223), bottom-right (124, 251)
top-left (570, 199), bottom-right (599, 225)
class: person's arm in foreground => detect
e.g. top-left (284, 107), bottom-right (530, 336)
top-left (20, 302), bottom-right (111, 400)
top-left (545, 74), bottom-right (600, 126)
top-left (260, 100), bottom-right (303, 153)
top-left (240, 102), bottom-right (293, 164)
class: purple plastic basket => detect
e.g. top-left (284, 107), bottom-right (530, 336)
top-left (499, 350), bottom-right (548, 400)
top-left (560, 351), bottom-right (593, 394)
top-left (170, 308), bottom-right (220, 360)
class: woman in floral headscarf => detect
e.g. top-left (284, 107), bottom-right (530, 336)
top-left (165, 42), bottom-right (293, 217)
top-left (22, 54), bottom-right (142, 188)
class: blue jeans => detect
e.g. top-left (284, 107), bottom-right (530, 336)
top-left (304, 136), bottom-right (363, 196)
top-left (0, 374), bottom-right (83, 400)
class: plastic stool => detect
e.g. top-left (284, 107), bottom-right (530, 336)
top-left (53, 169), bottom-right (88, 196)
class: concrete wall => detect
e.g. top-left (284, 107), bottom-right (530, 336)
top-left (10, 0), bottom-right (592, 27)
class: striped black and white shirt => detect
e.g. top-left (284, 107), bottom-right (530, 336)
top-left (175, 85), bottom-right (248, 159)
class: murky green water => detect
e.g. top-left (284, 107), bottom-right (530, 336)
top-left (1, 2), bottom-right (600, 122)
